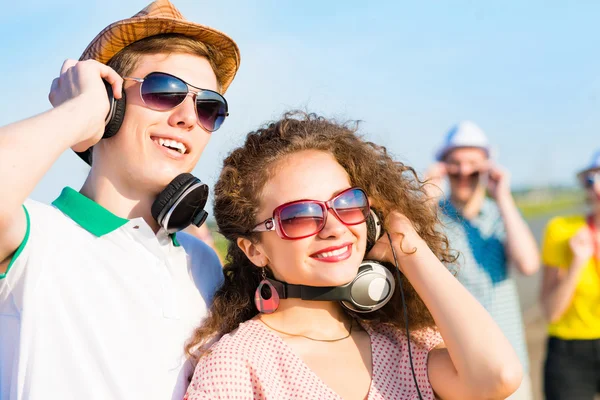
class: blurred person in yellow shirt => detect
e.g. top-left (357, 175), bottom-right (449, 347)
top-left (540, 149), bottom-right (600, 400)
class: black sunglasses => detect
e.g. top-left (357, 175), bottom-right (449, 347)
top-left (447, 170), bottom-right (481, 179)
top-left (123, 72), bottom-right (229, 132)
top-left (582, 171), bottom-right (600, 189)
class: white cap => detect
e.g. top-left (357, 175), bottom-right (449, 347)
top-left (577, 148), bottom-right (600, 177)
top-left (435, 120), bottom-right (490, 161)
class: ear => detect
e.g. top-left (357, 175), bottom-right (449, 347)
top-left (237, 237), bottom-right (269, 267)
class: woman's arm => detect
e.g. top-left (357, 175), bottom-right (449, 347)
top-left (369, 212), bottom-right (522, 400)
top-left (540, 227), bottom-right (592, 322)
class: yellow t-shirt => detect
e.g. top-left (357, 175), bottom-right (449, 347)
top-left (542, 215), bottom-right (600, 340)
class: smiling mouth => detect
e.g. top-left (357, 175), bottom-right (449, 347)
top-left (151, 136), bottom-right (188, 154)
top-left (312, 245), bottom-right (352, 261)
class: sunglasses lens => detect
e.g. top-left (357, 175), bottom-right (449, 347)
top-left (333, 188), bottom-right (370, 224)
top-left (279, 202), bottom-right (325, 238)
top-left (448, 171), bottom-right (480, 179)
top-left (584, 173), bottom-right (600, 188)
top-left (141, 73), bottom-right (188, 110)
top-left (196, 91), bottom-right (228, 132)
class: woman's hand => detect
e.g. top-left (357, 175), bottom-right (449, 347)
top-left (365, 211), bottom-right (427, 271)
top-left (569, 226), bottom-right (594, 265)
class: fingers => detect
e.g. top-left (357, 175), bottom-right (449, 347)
top-left (50, 59), bottom-right (123, 107)
top-left (98, 63), bottom-right (124, 99)
top-left (425, 162), bottom-right (447, 181)
top-left (48, 78), bottom-right (59, 104)
top-left (60, 59), bottom-right (78, 75)
top-left (577, 226), bottom-right (592, 240)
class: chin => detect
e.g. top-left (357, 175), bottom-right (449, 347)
top-left (312, 265), bottom-right (360, 287)
top-left (130, 170), bottom-right (179, 195)
top-left (454, 189), bottom-right (474, 202)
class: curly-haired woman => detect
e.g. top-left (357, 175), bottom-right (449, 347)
top-left (184, 112), bottom-right (522, 400)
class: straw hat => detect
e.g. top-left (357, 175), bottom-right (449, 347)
top-left (79, 0), bottom-right (240, 92)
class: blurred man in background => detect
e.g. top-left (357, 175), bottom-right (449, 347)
top-left (426, 121), bottom-right (540, 400)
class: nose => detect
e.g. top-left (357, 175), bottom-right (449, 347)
top-left (592, 181), bottom-right (600, 197)
top-left (168, 93), bottom-right (197, 129)
top-left (317, 208), bottom-right (347, 239)
top-left (458, 163), bottom-right (474, 176)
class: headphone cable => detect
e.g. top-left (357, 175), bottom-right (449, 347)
top-left (387, 231), bottom-right (423, 400)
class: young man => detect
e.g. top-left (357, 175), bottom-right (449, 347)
top-left (0, 1), bottom-right (240, 399)
top-left (425, 121), bottom-right (540, 400)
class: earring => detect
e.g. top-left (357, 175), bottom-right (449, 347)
top-left (254, 267), bottom-right (280, 314)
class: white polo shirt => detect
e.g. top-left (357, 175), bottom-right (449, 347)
top-left (0, 187), bottom-right (224, 400)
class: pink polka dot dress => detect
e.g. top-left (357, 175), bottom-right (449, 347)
top-left (185, 319), bottom-right (443, 399)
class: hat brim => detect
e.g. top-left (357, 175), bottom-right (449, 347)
top-left (576, 166), bottom-right (600, 179)
top-left (80, 16), bottom-right (240, 93)
top-left (435, 145), bottom-right (489, 161)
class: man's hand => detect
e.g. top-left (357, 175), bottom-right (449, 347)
top-left (423, 162), bottom-right (447, 200)
top-left (486, 165), bottom-right (511, 201)
top-left (48, 59), bottom-right (123, 153)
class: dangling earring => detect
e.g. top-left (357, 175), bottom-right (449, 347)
top-left (254, 267), bottom-right (280, 314)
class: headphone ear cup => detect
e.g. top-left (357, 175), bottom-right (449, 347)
top-left (74, 82), bottom-right (126, 165)
top-left (366, 209), bottom-right (383, 253)
top-left (341, 260), bottom-right (395, 313)
top-left (103, 83), bottom-right (126, 139)
top-left (151, 173), bottom-right (198, 225)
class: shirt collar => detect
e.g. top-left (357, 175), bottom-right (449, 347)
top-left (439, 197), bottom-right (493, 221)
top-left (52, 187), bottom-right (180, 246)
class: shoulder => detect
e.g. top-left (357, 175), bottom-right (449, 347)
top-left (25, 198), bottom-right (68, 224)
top-left (190, 321), bottom-right (271, 381)
top-left (207, 320), bottom-right (271, 356)
top-left (187, 322), bottom-right (262, 397)
top-left (0, 199), bottom-right (70, 300)
top-left (24, 198), bottom-right (89, 237)
top-left (544, 215), bottom-right (585, 236)
top-left (438, 198), bottom-right (457, 219)
top-left (481, 198), bottom-right (502, 218)
top-left (176, 232), bottom-right (222, 273)
top-left (177, 232), bottom-right (220, 261)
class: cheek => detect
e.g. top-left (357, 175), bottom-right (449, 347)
top-left (190, 133), bottom-right (211, 158)
top-left (121, 104), bottom-right (159, 134)
top-left (264, 239), bottom-right (310, 278)
top-left (351, 225), bottom-right (367, 251)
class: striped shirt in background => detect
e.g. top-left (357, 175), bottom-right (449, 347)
top-left (438, 198), bottom-right (529, 373)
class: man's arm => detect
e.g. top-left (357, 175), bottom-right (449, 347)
top-left (0, 60), bottom-right (122, 269)
top-left (488, 167), bottom-right (540, 276)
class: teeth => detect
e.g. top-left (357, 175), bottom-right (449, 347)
top-left (315, 246), bottom-right (349, 258)
top-left (153, 138), bottom-right (187, 154)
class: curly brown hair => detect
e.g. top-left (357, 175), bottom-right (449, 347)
top-left (185, 111), bottom-right (456, 360)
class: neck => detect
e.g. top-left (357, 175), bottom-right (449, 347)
top-left (259, 299), bottom-right (351, 337)
top-left (450, 186), bottom-right (486, 220)
top-left (81, 168), bottom-right (160, 232)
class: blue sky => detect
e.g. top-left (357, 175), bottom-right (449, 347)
top-left (2, 0), bottom-right (599, 206)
